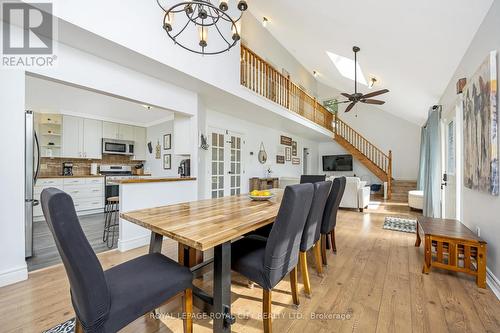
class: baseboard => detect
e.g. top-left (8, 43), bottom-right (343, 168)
top-left (487, 267), bottom-right (500, 300)
top-left (117, 234), bottom-right (150, 252)
top-left (0, 264), bottom-right (28, 287)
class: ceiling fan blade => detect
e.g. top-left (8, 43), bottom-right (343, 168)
top-left (361, 89), bottom-right (389, 99)
top-left (335, 100), bottom-right (351, 104)
top-left (341, 93), bottom-right (353, 99)
top-left (361, 99), bottom-right (385, 105)
top-left (345, 102), bottom-right (357, 113)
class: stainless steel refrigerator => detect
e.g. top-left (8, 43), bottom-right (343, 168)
top-left (25, 110), bottom-right (40, 258)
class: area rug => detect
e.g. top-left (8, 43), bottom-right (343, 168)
top-left (383, 216), bottom-right (417, 233)
top-left (42, 318), bottom-right (75, 333)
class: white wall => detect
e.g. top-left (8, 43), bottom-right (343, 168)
top-left (200, 109), bottom-right (319, 198)
top-left (241, 13), bottom-right (317, 96)
top-left (439, 1), bottom-right (500, 287)
top-left (317, 84), bottom-right (421, 180)
top-left (145, 119), bottom-right (183, 177)
top-left (0, 71), bottom-right (28, 287)
top-left (318, 142), bottom-right (379, 184)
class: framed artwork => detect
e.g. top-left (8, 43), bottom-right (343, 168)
top-left (276, 155), bottom-right (285, 164)
top-left (292, 141), bottom-right (297, 156)
top-left (163, 154), bottom-right (171, 170)
top-left (292, 157), bottom-right (300, 165)
top-left (280, 135), bottom-right (292, 146)
top-left (163, 134), bottom-right (171, 150)
top-left (285, 147), bottom-right (292, 161)
top-left (463, 51), bottom-right (498, 195)
top-left (155, 140), bottom-right (161, 159)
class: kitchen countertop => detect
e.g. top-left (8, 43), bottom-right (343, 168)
top-left (108, 177), bottom-right (197, 184)
top-left (38, 175), bottom-right (105, 179)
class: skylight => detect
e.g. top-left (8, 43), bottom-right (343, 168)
top-left (326, 51), bottom-right (367, 85)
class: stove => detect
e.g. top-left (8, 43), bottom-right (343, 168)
top-left (100, 165), bottom-right (139, 203)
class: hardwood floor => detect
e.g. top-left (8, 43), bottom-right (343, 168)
top-left (1, 199), bottom-right (499, 332)
top-left (27, 213), bottom-right (117, 271)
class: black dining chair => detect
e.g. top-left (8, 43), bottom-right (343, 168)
top-left (231, 183), bottom-right (314, 333)
top-left (300, 174), bottom-right (326, 184)
top-left (298, 181), bottom-right (332, 297)
top-left (320, 176), bottom-right (346, 265)
top-left (41, 188), bottom-right (194, 333)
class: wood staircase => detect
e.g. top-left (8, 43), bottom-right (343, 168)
top-left (334, 118), bottom-right (393, 199)
top-left (239, 45), bottom-right (393, 198)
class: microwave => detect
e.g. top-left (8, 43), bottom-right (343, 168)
top-left (102, 138), bottom-right (135, 156)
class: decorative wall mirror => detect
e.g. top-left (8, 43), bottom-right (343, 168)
top-left (258, 142), bottom-right (267, 164)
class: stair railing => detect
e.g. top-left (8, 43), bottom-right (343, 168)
top-left (240, 45), bottom-right (334, 132)
top-left (335, 117), bottom-right (392, 198)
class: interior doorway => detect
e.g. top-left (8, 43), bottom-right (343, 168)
top-left (208, 127), bottom-right (244, 198)
top-left (303, 147), bottom-right (310, 174)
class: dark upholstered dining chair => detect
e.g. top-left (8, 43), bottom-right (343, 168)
top-left (298, 181), bottom-right (332, 297)
top-left (231, 183), bottom-right (314, 333)
top-left (300, 174), bottom-right (326, 184)
top-left (41, 188), bottom-right (194, 333)
top-left (320, 176), bottom-right (346, 265)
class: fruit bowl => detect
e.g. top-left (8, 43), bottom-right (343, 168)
top-left (248, 190), bottom-right (275, 201)
top-left (248, 194), bottom-right (275, 201)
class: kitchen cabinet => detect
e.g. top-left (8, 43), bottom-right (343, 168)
top-left (119, 124), bottom-right (135, 141)
top-left (33, 177), bottom-right (104, 219)
top-left (62, 115), bottom-right (102, 159)
top-left (103, 121), bottom-right (119, 139)
top-left (133, 126), bottom-right (147, 161)
top-left (62, 115), bottom-right (83, 158)
top-left (103, 121), bottom-right (135, 141)
top-left (83, 118), bottom-right (102, 159)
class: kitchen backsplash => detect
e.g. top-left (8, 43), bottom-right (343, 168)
top-left (40, 154), bottom-right (145, 177)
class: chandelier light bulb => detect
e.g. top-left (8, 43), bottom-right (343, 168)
top-left (237, 0), bottom-right (248, 11)
top-left (163, 12), bottom-right (174, 32)
top-left (199, 26), bottom-right (208, 48)
top-left (219, 0), bottom-right (228, 11)
top-left (184, 4), bottom-right (193, 14)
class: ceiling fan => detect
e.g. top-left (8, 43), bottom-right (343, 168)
top-left (337, 46), bottom-right (389, 113)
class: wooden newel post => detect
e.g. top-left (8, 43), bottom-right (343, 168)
top-left (387, 150), bottom-right (393, 200)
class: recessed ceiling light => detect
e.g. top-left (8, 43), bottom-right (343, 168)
top-left (326, 51), bottom-right (367, 85)
top-left (313, 70), bottom-right (319, 78)
top-left (142, 104), bottom-right (153, 110)
top-left (262, 17), bottom-right (269, 28)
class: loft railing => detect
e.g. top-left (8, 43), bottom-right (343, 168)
top-left (240, 45), bottom-right (334, 131)
top-left (240, 44), bottom-right (392, 197)
top-left (335, 117), bottom-right (392, 196)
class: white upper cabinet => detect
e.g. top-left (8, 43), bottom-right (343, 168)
top-left (62, 115), bottom-right (83, 158)
top-left (132, 126), bottom-right (147, 161)
top-left (63, 115), bottom-right (102, 159)
top-left (83, 118), bottom-right (102, 159)
top-left (102, 122), bottom-right (120, 139)
top-left (103, 122), bottom-right (134, 141)
top-left (119, 124), bottom-right (135, 141)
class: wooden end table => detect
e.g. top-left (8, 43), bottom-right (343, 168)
top-left (415, 216), bottom-right (487, 288)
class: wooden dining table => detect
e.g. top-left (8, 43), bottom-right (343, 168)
top-left (120, 189), bottom-right (284, 333)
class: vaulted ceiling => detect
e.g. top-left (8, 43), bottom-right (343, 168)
top-left (248, 0), bottom-right (493, 124)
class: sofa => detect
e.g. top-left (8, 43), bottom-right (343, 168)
top-left (327, 176), bottom-right (370, 212)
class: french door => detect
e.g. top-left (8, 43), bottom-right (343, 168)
top-left (209, 128), bottom-right (243, 198)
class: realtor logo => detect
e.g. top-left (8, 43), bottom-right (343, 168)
top-left (1, 2), bottom-right (56, 67)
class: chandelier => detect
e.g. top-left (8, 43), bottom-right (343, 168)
top-left (157, 0), bottom-right (248, 55)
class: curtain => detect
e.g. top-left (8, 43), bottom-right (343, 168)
top-left (416, 126), bottom-right (427, 190)
top-left (419, 106), bottom-right (442, 218)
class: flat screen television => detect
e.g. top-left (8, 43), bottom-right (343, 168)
top-left (322, 154), bottom-right (353, 171)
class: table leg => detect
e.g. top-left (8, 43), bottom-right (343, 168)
top-left (149, 231), bottom-right (163, 254)
top-left (422, 235), bottom-right (431, 274)
top-left (213, 241), bottom-right (234, 333)
top-left (476, 244), bottom-right (487, 289)
top-left (415, 222), bottom-right (421, 247)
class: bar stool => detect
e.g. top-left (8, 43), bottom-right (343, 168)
top-left (103, 196), bottom-right (119, 248)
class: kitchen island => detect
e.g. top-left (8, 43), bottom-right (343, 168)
top-left (113, 177), bottom-right (198, 252)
